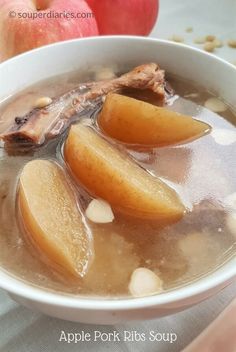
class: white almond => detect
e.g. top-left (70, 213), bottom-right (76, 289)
top-left (85, 199), bottom-right (114, 224)
top-left (228, 39), bottom-right (236, 48)
top-left (211, 129), bottom-right (236, 145)
top-left (224, 193), bottom-right (236, 210)
top-left (224, 194), bottom-right (236, 238)
top-left (213, 39), bottom-right (223, 48)
top-left (194, 37), bottom-right (206, 44)
top-left (203, 42), bottom-right (215, 53)
top-left (205, 35), bottom-right (216, 42)
top-left (226, 213), bottom-right (236, 238)
top-left (185, 27), bottom-right (193, 33)
top-left (34, 96), bottom-right (52, 108)
top-left (129, 268), bottom-right (163, 297)
top-left (170, 35), bottom-right (184, 43)
top-left (204, 97), bottom-right (227, 113)
top-left (184, 93), bottom-right (199, 99)
top-left (95, 68), bottom-right (116, 81)
top-left (179, 232), bottom-right (207, 258)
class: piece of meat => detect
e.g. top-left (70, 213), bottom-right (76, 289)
top-left (0, 63), bottom-right (167, 148)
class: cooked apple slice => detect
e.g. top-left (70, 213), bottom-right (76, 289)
top-left (98, 93), bottom-right (210, 146)
top-left (64, 125), bottom-right (185, 222)
top-left (18, 159), bottom-right (93, 278)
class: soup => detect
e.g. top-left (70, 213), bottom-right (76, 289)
top-left (0, 64), bottom-right (235, 298)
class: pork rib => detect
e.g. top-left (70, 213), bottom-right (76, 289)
top-left (0, 63), bottom-right (166, 147)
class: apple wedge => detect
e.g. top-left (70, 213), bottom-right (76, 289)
top-left (18, 159), bottom-right (93, 278)
top-left (64, 125), bottom-right (185, 222)
top-left (98, 93), bottom-right (211, 147)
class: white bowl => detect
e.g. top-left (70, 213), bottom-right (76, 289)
top-left (0, 36), bottom-right (236, 324)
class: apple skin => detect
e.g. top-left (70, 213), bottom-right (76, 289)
top-left (86, 0), bottom-right (159, 35)
top-left (0, 0), bottom-right (98, 61)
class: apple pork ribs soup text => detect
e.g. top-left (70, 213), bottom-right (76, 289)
top-left (0, 63), bottom-right (236, 298)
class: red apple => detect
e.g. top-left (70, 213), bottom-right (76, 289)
top-left (86, 0), bottom-right (159, 36)
top-left (0, 0), bottom-right (98, 61)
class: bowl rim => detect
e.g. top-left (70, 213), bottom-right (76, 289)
top-left (0, 35), bottom-right (236, 311)
top-left (1, 35), bottom-right (236, 71)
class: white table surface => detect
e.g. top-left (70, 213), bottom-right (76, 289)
top-left (1, 1), bottom-right (236, 351)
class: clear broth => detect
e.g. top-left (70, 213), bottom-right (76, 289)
top-left (0, 70), bottom-right (236, 298)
